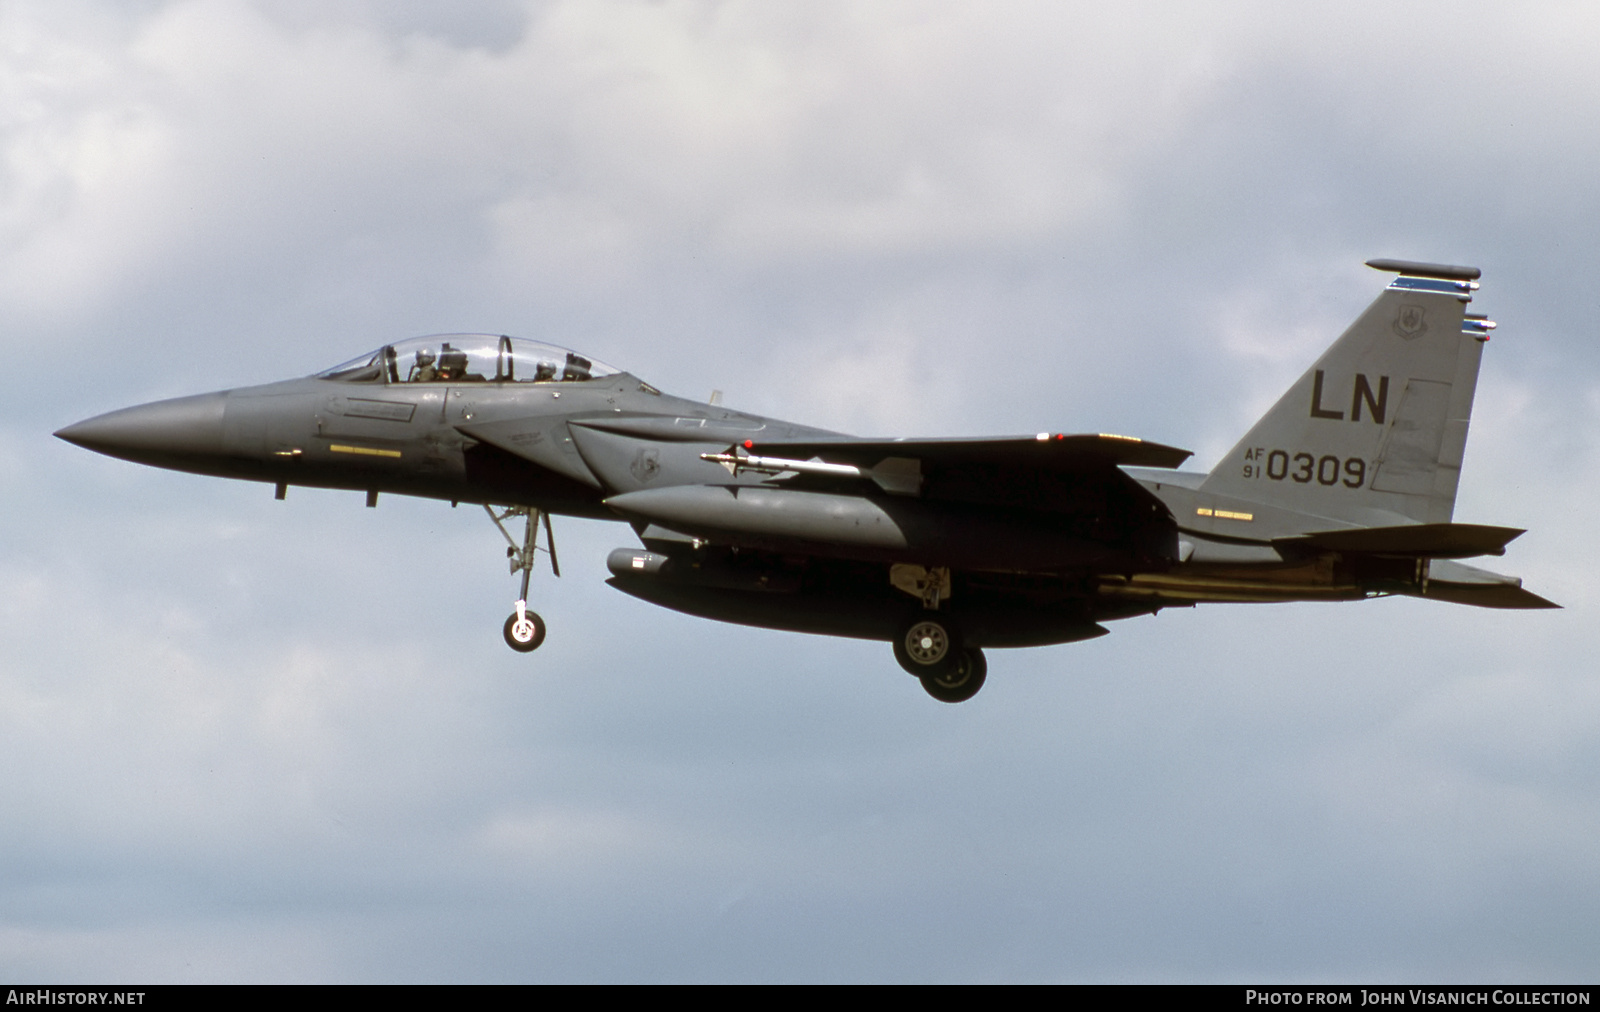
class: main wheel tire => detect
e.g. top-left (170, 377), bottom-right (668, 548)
top-left (503, 609), bottom-right (546, 652)
top-left (893, 613), bottom-right (960, 678)
top-left (920, 647), bottom-right (987, 703)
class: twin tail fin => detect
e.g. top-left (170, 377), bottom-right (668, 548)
top-left (1200, 259), bottom-right (1492, 526)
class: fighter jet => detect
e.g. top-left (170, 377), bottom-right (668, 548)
top-left (56, 259), bottom-right (1554, 702)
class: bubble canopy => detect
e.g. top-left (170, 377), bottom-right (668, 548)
top-left (317, 335), bottom-right (626, 385)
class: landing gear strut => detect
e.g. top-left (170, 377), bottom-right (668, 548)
top-left (485, 505), bottom-right (559, 653)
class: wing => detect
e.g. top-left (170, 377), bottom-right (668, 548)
top-left (604, 430), bottom-right (1194, 574)
top-left (740, 432), bottom-right (1192, 472)
top-left (710, 432), bottom-right (1189, 512)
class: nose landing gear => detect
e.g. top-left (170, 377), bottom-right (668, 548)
top-left (486, 505), bottom-right (559, 653)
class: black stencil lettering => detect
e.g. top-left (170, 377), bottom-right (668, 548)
top-left (1310, 370), bottom-right (1345, 420)
top-left (1267, 450), bottom-right (1289, 480)
top-left (1293, 453), bottom-right (1314, 483)
top-left (1351, 374), bottom-right (1390, 424)
top-left (1344, 457), bottom-right (1366, 488)
top-left (1317, 455), bottom-right (1340, 485)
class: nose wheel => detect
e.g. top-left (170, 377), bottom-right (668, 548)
top-left (503, 601), bottom-right (547, 652)
top-left (486, 505), bottom-right (559, 654)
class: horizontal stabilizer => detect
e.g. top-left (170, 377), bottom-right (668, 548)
top-left (741, 433), bottom-right (1192, 471)
top-left (1406, 558), bottom-right (1559, 609)
top-left (1274, 522), bottom-right (1524, 559)
top-left (1422, 581), bottom-right (1560, 609)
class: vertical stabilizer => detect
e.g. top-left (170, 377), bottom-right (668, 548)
top-left (1200, 260), bottom-right (1492, 524)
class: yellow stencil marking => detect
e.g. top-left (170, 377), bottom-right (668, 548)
top-left (330, 444), bottom-right (401, 459)
top-left (1196, 507), bottom-right (1253, 521)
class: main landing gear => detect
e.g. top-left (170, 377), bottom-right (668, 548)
top-left (892, 612), bottom-right (987, 703)
top-left (485, 505), bottom-right (559, 653)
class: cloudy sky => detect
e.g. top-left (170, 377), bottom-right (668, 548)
top-left (4, 0), bottom-right (1598, 982)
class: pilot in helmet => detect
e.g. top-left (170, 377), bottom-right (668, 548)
top-left (409, 348), bottom-right (438, 383)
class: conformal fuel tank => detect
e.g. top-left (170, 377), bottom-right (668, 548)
top-left (604, 484), bottom-right (1159, 571)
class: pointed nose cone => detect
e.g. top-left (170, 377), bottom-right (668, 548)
top-left (56, 392), bottom-right (228, 467)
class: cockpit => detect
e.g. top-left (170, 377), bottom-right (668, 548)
top-left (317, 335), bottom-right (627, 385)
